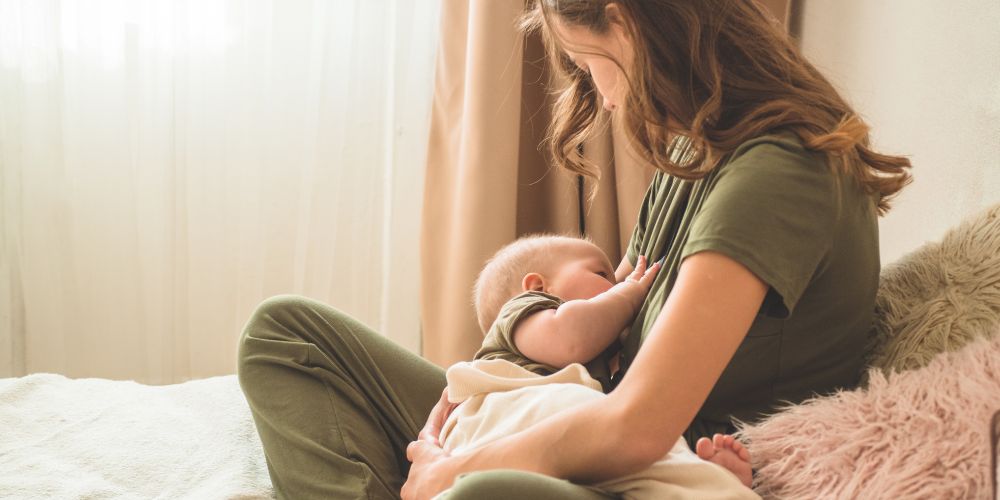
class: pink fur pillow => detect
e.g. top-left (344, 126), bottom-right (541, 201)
top-left (738, 330), bottom-right (1000, 499)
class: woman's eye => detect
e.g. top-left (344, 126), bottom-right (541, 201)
top-left (596, 271), bottom-right (608, 278)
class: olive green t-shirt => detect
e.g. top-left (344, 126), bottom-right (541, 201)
top-left (474, 291), bottom-right (565, 375)
top-left (621, 132), bottom-right (879, 438)
top-left (474, 291), bottom-right (617, 391)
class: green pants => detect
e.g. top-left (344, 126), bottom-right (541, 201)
top-left (237, 295), bottom-right (617, 500)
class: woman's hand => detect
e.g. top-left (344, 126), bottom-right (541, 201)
top-left (401, 440), bottom-right (459, 500)
top-left (402, 387), bottom-right (461, 499)
top-left (418, 387), bottom-right (458, 446)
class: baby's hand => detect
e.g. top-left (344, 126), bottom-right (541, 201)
top-left (609, 255), bottom-right (661, 313)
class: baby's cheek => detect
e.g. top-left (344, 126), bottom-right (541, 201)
top-left (593, 281), bottom-right (614, 296)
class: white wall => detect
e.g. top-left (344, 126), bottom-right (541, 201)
top-left (798, 0), bottom-right (1000, 266)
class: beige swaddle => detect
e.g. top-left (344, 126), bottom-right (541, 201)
top-left (436, 359), bottom-right (759, 500)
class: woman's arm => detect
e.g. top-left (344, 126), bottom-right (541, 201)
top-left (403, 250), bottom-right (767, 498)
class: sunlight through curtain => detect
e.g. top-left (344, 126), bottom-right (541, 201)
top-left (0, 0), bottom-right (440, 383)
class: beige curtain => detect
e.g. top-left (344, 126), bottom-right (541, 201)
top-left (420, 0), bottom-right (790, 367)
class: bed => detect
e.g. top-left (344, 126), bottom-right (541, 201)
top-left (0, 373), bottom-right (272, 499)
top-left (3, 204), bottom-right (999, 499)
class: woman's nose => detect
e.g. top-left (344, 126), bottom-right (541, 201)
top-left (603, 99), bottom-right (617, 111)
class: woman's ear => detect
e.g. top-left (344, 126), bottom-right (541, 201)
top-left (603, 3), bottom-right (634, 70)
top-left (522, 273), bottom-right (546, 292)
top-left (604, 3), bottom-right (630, 39)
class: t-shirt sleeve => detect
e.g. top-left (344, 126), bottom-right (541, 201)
top-left (625, 171), bottom-right (664, 267)
top-left (681, 140), bottom-right (837, 318)
top-left (477, 291), bottom-right (563, 362)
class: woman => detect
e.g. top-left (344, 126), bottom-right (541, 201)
top-left (237, 1), bottom-right (912, 499)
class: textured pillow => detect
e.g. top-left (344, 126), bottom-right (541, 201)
top-left (865, 203), bottom-right (1000, 375)
top-left (739, 330), bottom-right (1000, 499)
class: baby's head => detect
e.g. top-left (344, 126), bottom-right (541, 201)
top-left (473, 234), bottom-right (616, 333)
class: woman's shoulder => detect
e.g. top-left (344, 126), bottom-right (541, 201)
top-left (726, 130), bottom-right (822, 169)
top-left (714, 130), bottom-right (842, 203)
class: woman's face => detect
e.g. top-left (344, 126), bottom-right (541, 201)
top-left (551, 16), bottom-right (633, 112)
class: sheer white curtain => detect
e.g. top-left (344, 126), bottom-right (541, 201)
top-left (0, 0), bottom-right (440, 383)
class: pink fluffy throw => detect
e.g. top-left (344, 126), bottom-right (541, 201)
top-left (739, 329), bottom-right (1000, 499)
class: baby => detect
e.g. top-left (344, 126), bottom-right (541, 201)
top-left (471, 234), bottom-right (648, 393)
top-left (429, 235), bottom-right (756, 498)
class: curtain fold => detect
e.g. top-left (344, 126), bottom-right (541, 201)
top-left (421, 0), bottom-right (528, 365)
top-left (420, 0), bottom-right (791, 367)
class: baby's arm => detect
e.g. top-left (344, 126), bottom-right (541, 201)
top-left (513, 255), bottom-right (660, 368)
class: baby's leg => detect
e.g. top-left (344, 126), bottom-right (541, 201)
top-left (695, 433), bottom-right (753, 488)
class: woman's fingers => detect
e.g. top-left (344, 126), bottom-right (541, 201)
top-left (417, 387), bottom-right (451, 445)
top-left (402, 439), bottom-right (453, 500)
top-left (406, 438), bottom-right (443, 461)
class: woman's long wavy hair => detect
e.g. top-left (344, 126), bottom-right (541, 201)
top-left (522, 0), bottom-right (911, 215)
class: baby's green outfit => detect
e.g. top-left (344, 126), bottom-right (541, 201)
top-left (474, 290), bottom-right (619, 393)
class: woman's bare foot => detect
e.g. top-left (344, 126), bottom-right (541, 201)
top-left (695, 433), bottom-right (753, 488)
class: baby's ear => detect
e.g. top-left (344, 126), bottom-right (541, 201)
top-left (521, 273), bottom-right (545, 292)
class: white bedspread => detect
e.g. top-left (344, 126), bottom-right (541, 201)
top-left (0, 373), bottom-right (273, 499)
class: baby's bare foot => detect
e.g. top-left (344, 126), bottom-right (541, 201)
top-left (695, 433), bottom-right (753, 488)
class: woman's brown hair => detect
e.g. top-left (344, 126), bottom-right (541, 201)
top-left (522, 0), bottom-right (911, 215)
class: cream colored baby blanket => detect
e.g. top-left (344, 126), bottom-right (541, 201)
top-left (437, 359), bottom-right (759, 500)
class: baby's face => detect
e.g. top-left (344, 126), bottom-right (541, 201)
top-left (545, 241), bottom-right (616, 301)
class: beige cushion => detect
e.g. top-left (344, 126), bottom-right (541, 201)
top-left (866, 203), bottom-right (1000, 375)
